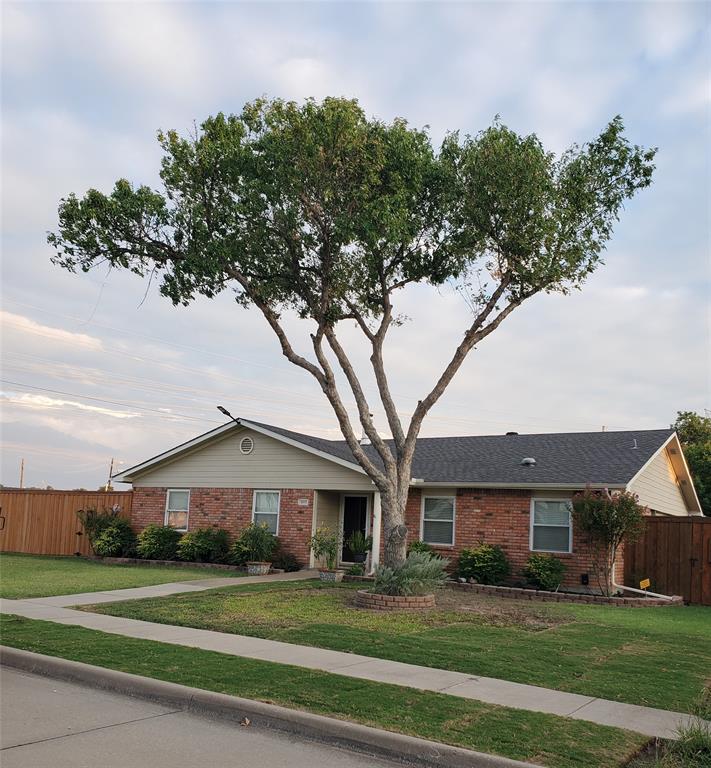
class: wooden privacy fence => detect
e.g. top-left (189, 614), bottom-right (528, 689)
top-left (0, 490), bottom-right (132, 556)
top-left (624, 516), bottom-right (711, 605)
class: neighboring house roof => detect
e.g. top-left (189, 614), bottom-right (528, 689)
top-left (113, 418), bottom-right (701, 510)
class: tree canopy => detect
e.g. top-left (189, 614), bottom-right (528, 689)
top-left (49, 97), bottom-right (657, 565)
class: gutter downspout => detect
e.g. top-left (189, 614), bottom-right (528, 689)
top-left (611, 563), bottom-right (675, 601)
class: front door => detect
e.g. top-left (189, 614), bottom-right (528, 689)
top-left (341, 496), bottom-right (368, 562)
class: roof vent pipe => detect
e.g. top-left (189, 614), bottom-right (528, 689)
top-left (521, 457), bottom-right (537, 466)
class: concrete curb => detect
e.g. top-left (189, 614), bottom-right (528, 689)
top-left (1, 646), bottom-right (535, 768)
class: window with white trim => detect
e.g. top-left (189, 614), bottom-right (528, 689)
top-left (531, 500), bottom-right (572, 553)
top-left (252, 490), bottom-right (280, 534)
top-left (165, 489), bottom-right (189, 531)
top-left (422, 496), bottom-right (455, 546)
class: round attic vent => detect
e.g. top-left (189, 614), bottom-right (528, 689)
top-left (520, 457), bottom-right (536, 467)
top-left (240, 436), bottom-right (254, 455)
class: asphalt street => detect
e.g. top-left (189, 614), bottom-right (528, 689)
top-left (0, 666), bottom-right (401, 768)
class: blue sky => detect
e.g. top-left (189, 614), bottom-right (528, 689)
top-left (1, 1), bottom-right (709, 489)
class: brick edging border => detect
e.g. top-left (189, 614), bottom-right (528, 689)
top-left (354, 589), bottom-right (436, 611)
top-left (85, 556), bottom-right (253, 573)
top-left (447, 582), bottom-right (683, 607)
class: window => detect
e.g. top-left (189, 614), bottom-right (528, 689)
top-left (165, 489), bottom-right (189, 531)
top-left (252, 490), bottom-right (280, 534)
top-left (421, 496), bottom-right (455, 546)
top-left (531, 500), bottom-right (572, 553)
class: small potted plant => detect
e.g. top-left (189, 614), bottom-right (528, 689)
top-left (345, 530), bottom-right (372, 564)
top-left (309, 526), bottom-right (342, 582)
top-left (240, 522), bottom-right (277, 576)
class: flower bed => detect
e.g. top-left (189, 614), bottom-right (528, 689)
top-left (354, 589), bottom-right (435, 611)
top-left (448, 581), bottom-right (683, 607)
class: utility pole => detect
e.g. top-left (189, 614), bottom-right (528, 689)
top-left (105, 457), bottom-right (114, 492)
top-left (19, 458), bottom-right (24, 489)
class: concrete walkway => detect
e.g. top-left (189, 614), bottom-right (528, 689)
top-left (1, 576), bottom-right (707, 740)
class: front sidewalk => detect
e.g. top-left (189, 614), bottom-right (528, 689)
top-left (1, 576), bottom-right (705, 740)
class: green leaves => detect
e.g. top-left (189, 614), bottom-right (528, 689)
top-left (48, 98), bottom-right (656, 327)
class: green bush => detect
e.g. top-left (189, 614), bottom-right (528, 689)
top-left (91, 518), bottom-right (136, 557)
top-left (233, 522), bottom-right (278, 563)
top-left (77, 506), bottom-right (130, 553)
top-left (457, 543), bottom-right (510, 584)
top-left (408, 540), bottom-right (434, 555)
top-left (373, 551), bottom-right (449, 596)
top-left (309, 525), bottom-right (340, 570)
top-left (136, 524), bottom-right (183, 560)
top-left (229, 539), bottom-right (249, 566)
top-left (272, 551), bottom-right (301, 572)
top-left (177, 527), bottom-right (230, 563)
top-left (345, 563), bottom-right (365, 576)
top-left (523, 553), bottom-right (566, 591)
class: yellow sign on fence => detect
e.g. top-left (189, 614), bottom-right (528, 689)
top-left (639, 578), bottom-right (651, 590)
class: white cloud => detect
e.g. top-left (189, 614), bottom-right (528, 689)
top-left (0, 392), bottom-right (138, 419)
top-left (1, 311), bottom-right (104, 351)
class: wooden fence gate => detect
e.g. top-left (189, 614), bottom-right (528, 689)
top-left (624, 516), bottom-right (711, 605)
top-left (0, 490), bottom-right (133, 556)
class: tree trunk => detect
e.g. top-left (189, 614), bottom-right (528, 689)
top-left (380, 487), bottom-right (409, 569)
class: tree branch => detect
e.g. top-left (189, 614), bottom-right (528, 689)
top-left (403, 278), bottom-right (518, 457)
top-left (323, 325), bottom-right (396, 475)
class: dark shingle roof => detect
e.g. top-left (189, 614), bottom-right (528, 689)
top-left (246, 420), bottom-right (673, 486)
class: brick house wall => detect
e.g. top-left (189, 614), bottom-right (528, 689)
top-left (131, 487), bottom-right (313, 566)
top-left (133, 485), bottom-right (623, 589)
top-left (404, 487), bottom-right (621, 591)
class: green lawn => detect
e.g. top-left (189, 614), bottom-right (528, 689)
top-left (0, 614), bottom-right (648, 768)
top-left (0, 553), bottom-right (244, 598)
top-left (85, 581), bottom-right (711, 713)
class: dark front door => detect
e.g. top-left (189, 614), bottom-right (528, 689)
top-left (342, 496), bottom-right (368, 562)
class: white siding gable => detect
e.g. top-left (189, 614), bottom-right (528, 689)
top-left (629, 448), bottom-right (689, 516)
top-left (131, 428), bottom-right (374, 491)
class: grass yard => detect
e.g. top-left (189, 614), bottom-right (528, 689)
top-left (0, 613), bottom-right (649, 768)
top-left (85, 581), bottom-right (711, 713)
top-left (0, 553), bottom-right (244, 599)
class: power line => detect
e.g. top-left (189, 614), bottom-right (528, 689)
top-left (1, 380), bottom-right (224, 424)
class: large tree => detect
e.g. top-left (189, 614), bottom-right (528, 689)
top-left (49, 98), bottom-right (656, 567)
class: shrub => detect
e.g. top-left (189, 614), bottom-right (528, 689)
top-left (523, 553), bottom-right (566, 591)
top-left (272, 551), bottom-right (301, 572)
top-left (76, 505), bottom-right (129, 554)
top-left (229, 539), bottom-right (250, 566)
top-left (235, 522), bottom-right (278, 562)
top-left (408, 540), bottom-right (434, 555)
top-left (309, 525), bottom-right (340, 570)
top-left (345, 563), bottom-right (365, 576)
top-left (177, 527), bottom-right (230, 563)
top-left (136, 524), bottom-right (183, 560)
top-left (373, 551), bottom-right (449, 596)
top-left (457, 543), bottom-right (510, 584)
top-left (345, 530), bottom-right (372, 556)
top-left (91, 518), bottom-right (136, 557)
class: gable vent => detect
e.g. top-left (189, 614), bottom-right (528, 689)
top-left (240, 436), bottom-right (254, 455)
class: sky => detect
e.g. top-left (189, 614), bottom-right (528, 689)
top-left (1, 0), bottom-right (710, 490)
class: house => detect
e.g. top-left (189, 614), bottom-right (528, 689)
top-left (113, 419), bottom-right (702, 589)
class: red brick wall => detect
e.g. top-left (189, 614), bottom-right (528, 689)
top-left (131, 487), bottom-right (313, 565)
top-left (133, 485), bottom-right (624, 588)
top-left (404, 487), bottom-right (619, 591)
